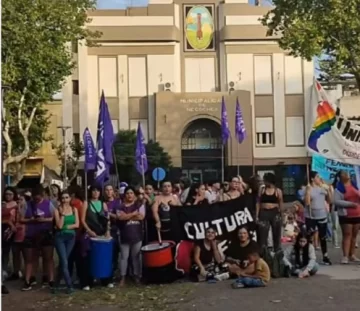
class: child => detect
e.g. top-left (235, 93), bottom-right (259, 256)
top-left (283, 213), bottom-right (299, 241)
top-left (231, 246), bottom-right (270, 288)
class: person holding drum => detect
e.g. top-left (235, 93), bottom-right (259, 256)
top-left (117, 186), bottom-right (145, 287)
top-left (152, 181), bottom-right (181, 241)
top-left (80, 185), bottom-right (111, 291)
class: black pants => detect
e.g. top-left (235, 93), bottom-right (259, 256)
top-left (305, 218), bottom-right (328, 256)
top-left (111, 233), bottom-right (120, 273)
top-left (257, 208), bottom-right (282, 251)
top-left (68, 240), bottom-right (82, 281)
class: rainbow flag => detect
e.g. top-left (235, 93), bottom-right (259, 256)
top-left (307, 81), bottom-right (337, 152)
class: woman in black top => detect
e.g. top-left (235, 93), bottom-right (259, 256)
top-left (225, 226), bottom-right (258, 277)
top-left (192, 227), bottom-right (222, 281)
top-left (185, 183), bottom-right (209, 206)
top-left (256, 173), bottom-right (284, 252)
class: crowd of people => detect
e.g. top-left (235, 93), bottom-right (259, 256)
top-left (1, 169), bottom-right (359, 294)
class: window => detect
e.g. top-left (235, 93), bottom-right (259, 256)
top-left (72, 80), bottom-right (79, 95)
top-left (286, 116), bottom-right (304, 146)
top-left (185, 58), bottom-right (216, 92)
top-left (254, 55), bottom-right (272, 94)
top-left (73, 133), bottom-right (80, 146)
top-left (71, 40), bottom-right (78, 53)
top-left (255, 117), bottom-right (274, 146)
top-left (111, 119), bottom-right (119, 134)
top-left (130, 119), bottom-right (148, 143)
top-left (128, 57), bottom-right (147, 97)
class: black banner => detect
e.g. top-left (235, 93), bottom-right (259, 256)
top-left (170, 195), bottom-right (256, 254)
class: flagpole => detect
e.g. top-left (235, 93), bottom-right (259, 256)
top-left (141, 157), bottom-right (145, 188)
top-left (221, 144), bottom-right (225, 183)
top-left (84, 171), bottom-right (88, 202)
top-left (112, 147), bottom-right (119, 185)
top-left (236, 143), bottom-right (240, 176)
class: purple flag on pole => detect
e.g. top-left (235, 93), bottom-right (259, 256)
top-left (135, 122), bottom-right (148, 175)
top-left (235, 97), bottom-right (247, 143)
top-left (83, 127), bottom-right (96, 172)
top-left (221, 96), bottom-right (230, 144)
top-left (94, 90), bottom-right (115, 185)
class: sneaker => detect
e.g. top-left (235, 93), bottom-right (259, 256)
top-left (350, 256), bottom-right (360, 262)
top-left (334, 245), bottom-right (340, 249)
top-left (22, 282), bottom-right (32, 291)
top-left (29, 276), bottom-right (37, 286)
top-left (66, 288), bottom-right (75, 295)
top-left (1, 285), bottom-right (10, 294)
top-left (41, 276), bottom-right (49, 287)
top-left (214, 272), bottom-right (229, 281)
top-left (107, 283), bottom-right (114, 289)
top-left (322, 256), bottom-right (332, 265)
top-left (82, 286), bottom-right (90, 291)
top-left (341, 257), bottom-right (349, 264)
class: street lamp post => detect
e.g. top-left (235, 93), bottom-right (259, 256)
top-left (57, 126), bottom-right (71, 189)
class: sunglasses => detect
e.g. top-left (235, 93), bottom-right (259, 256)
top-left (61, 196), bottom-right (70, 200)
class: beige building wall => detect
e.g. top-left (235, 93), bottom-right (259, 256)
top-left (60, 1), bottom-right (314, 167)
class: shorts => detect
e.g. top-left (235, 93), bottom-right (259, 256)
top-left (23, 232), bottom-right (54, 249)
top-left (339, 217), bottom-right (360, 225)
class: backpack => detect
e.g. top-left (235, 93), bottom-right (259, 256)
top-left (261, 246), bottom-right (287, 278)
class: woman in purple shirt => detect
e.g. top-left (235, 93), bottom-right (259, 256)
top-left (20, 185), bottom-right (55, 291)
top-left (117, 186), bottom-right (145, 287)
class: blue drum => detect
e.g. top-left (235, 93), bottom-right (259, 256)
top-left (90, 237), bottom-right (113, 279)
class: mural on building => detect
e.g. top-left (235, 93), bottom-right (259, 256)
top-left (184, 5), bottom-right (215, 51)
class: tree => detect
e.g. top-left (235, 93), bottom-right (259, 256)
top-left (113, 130), bottom-right (172, 183)
top-left (1, 0), bottom-right (99, 184)
top-left (53, 140), bottom-right (84, 185)
top-left (261, 0), bottom-right (360, 88)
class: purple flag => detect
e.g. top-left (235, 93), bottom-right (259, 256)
top-left (221, 96), bottom-right (230, 144)
top-left (83, 127), bottom-right (96, 172)
top-left (94, 90), bottom-right (115, 185)
top-left (235, 97), bottom-right (247, 143)
top-left (135, 122), bottom-right (148, 175)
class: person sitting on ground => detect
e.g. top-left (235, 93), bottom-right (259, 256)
top-left (283, 232), bottom-right (318, 278)
top-left (283, 213), bottom-right (299, 241)
top-left (225, 226), bottom-right (258, 277)
top-left (185, 183), bottom-right (209, 206)
top-left (231, 245), bottom-right (270, 288)
top-left (191, 227), bottom-right (225, 282)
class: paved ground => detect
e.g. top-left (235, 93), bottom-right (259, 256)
top-left (2, 247), bottom-right (360, 311)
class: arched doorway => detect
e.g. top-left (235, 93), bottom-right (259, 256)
top-left (181, 118), bottom-right (223, 183)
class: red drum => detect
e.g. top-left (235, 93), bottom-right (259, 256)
top-left (141, 241), bottom-right (175, 268)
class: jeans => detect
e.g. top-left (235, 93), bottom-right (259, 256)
top-left (236, 277), bottom-right (265, 287)
top-left (305, 218), bottom-right (328, 256)
top-left (120, 241), bottom-right (142, 278)
top-left (54, 232), bottom-right (75, 288)
top-left (292, 263), bottom-right (319, 276)
top-left (257, 208), bottom-right (282, 251)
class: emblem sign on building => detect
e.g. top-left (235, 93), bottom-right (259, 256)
top-left (184, 5), bottom-right (215, 51)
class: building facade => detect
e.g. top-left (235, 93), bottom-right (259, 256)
top-left (62, 0), bottom-right (315, 198)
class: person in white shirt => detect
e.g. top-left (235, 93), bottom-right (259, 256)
top-left (205, 181), bottom-right (221, 204)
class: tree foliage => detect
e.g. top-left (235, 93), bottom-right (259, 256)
top-left (1, 0), bottom-right (99, 182)
top-left (113, 130), bottom-right (172, 183)
top-left (53, 140), bottom-right (84, 185)
top-left (261, 0), bottom-right (360, 88)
